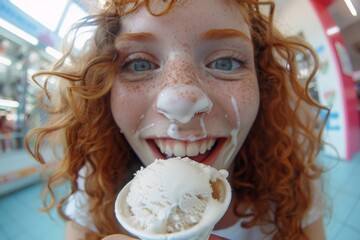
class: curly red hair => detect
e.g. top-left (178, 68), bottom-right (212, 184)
top-left (25, 0), bottom-right (328, 239)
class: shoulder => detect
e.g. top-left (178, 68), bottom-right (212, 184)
top-left (303, 217), bottom-right (326, 240)
top-left (65, 221), bottom-right (100, 240)
top-left (64, 165), bottom-right (98, 233)
top-left (302, 178), bottom-right (326, 227)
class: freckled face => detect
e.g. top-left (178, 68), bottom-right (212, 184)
top-left (110, 0), bottom-right (260, 169)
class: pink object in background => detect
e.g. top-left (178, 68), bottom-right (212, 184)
top-left (310, 0), bottom-right (360, 160)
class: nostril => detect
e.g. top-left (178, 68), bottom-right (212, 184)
top-left (156, 85), bottom-right (213, 124)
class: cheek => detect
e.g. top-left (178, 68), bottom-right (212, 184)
top-left (110, 81), bottom-right (149, 131)
top-left (237, 81), bottom-right (260, 122)
top-left (211, 78), bottom-right (260, 127)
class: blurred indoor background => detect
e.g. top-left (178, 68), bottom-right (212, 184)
top-left (0, 0), bottom-right (360, 239)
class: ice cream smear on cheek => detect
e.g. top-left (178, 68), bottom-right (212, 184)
top-left (156, 85), bottom-right (213, 140)
top-left (222, 95), bottom-right (241, 166)
top-left (115, 157), bottom-right (232, 239)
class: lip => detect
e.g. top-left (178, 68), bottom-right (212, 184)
top-left (146, 137), bottom-right (227, 166)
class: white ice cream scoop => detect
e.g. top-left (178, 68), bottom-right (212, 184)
top-left (115, 157), bottom-right (232, 240)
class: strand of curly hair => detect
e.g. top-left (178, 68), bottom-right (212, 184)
top-left (233, 1), bottom-right (328, 240)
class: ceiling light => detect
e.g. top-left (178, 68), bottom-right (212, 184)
top-left (45, 46), bottom-right (63, 59)
top-left (0, 18), bottom-right (38, 45)
top-left (326, 26), bottom-right (340, 36)
top-left (0, 56), bottom-right (12, 66)
top-left (344, 0), bottom-right (358, 16)
top-left (0, 99), bottom-right (19, 108)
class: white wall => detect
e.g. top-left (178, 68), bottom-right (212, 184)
top-left (274, 0), bottom-right (348, 159)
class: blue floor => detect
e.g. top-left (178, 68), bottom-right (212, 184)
top-left (319, 151), bottom-right (360, 240)
top-left (0, 182), bottom-right (67, 240)
top-left (1, 152), bottom-right (360, 240)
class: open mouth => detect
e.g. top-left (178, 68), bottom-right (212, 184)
top-left (147, 138), bottom-right (226, 165)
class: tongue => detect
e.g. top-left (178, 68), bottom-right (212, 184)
top-left (168, 150), bottom-right (211, 163)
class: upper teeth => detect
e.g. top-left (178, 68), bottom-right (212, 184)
top-left (154, 139), bottom-right (216, 157)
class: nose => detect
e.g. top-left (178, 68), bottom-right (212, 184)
top-left (156, 84), bottom-right (213, 124)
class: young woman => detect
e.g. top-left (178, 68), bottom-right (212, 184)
top-left (26, 0), bottom-right (328, 239)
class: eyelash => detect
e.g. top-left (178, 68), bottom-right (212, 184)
top-left (121, 54), bottom-right (157, 71)
top-left (208, 53), bottom-right (249, 69)
top-left (119, 52), bottom-right (249, 72)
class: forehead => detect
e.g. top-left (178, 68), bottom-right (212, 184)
top-left (119, 0), bottom-right (251, 37)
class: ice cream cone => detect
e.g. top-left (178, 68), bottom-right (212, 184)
top-left (114, 158), bottom-right (232, 240)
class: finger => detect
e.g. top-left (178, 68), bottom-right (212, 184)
top-left (102, 234), bottom-right (137, 240)
top-left (209, 234), bottom-right (228, 240)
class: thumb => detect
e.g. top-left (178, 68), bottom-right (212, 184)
top-left (102, 234), bottom-right (137, 240)
top-left (209, 234), bottom-right (229, 240)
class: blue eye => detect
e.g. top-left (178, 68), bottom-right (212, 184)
top-left (208, 58), bottom-right (241, 71)
top-left (125, 60), bottom-right (156, 72)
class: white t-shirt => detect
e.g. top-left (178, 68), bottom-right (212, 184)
top-left (65, 166), bottom-right (324, 239)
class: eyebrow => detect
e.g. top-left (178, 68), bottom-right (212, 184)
top-left (201, 29), bottom-right (252, 43)
top-left (115, 32), bottom-right (157, 46)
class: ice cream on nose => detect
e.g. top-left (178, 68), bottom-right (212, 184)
top-left (156, 85), bottom-right (213, 124)
top-left (115, 157), bottom-right (232, 240)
